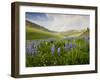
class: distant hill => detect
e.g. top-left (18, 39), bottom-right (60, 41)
top-left (79, 28), bottom-right (89, 37)
top-left (26, 20), bottom-right (89, 40)
top-left (26, 20), bottom-right (63, 40)
top-left (58, 29), bottom-right (89, 38)
top-left (59, 30), bottom-right (83, 37)
top-left (26, 20), bottom-right (51, 32)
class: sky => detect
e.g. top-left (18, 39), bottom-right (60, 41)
top-left (26, 12), bottom-right (90, 32)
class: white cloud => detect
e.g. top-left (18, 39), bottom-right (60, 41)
top-left (27, 13), bottom-right (89, 32)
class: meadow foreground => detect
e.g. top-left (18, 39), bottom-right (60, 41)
top-left (26, 37), bottom-right (89, 67)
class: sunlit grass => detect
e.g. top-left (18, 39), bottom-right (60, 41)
top-left (26, 38), bottom-right (89, 67)
top-left (26, 26), bottom-right (63, 40)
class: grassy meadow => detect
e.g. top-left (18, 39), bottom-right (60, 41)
top-left (26, 20), bottom-right (90, 67)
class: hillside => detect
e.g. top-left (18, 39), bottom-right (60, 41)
top-left (79, 28), bottom-right (89, 37)
top-left (26, 20), bottom-right (63, 40)
top-left (59, 29), bottom-right (89, 38)
top-left (26, 20), bottom-right (51, 32)
top-left (26, 20), bottom-right (89, 40)
top-left (59, 30), bottom-right (83, 37)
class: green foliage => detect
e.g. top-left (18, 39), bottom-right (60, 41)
top-left (26, 38), bottom-right (89, 67)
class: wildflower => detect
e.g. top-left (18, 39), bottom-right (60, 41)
top-left (65, 43), bottom-right (69, 50)
top-left (26, 45), bottom-right (32, 54)
top-left (69, 43), bottom-right (73, 48)
top-left (33, 44), bottom-right (37, 48)
top-left (58, 47), bottom-right (60, 56)
top-left (31, 40), bottom-right (35, 45)
top-left (51, 45), bottom-right (55, 55)
top-left (32, 48), bottom-right (35, 55)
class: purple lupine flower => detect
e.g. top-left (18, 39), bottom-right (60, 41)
top-left (69, 43), bottom-right (73, 49)
top-left (26, 47), bottom-right (29, 54)
top-left (32, 48), bottom-right (35, 55)
top-left (51, 45), bottom-right (55, 55)
top-left (26, 45), bottom-right (32, 54)
top-left (33, 44), bottom-right (37, 48)
top-left (58, 47), bottom-right (60, 56)
top-left (31, 40), bottom-right (35, 45)
top-left (65, 43), bottom-right (69, 50)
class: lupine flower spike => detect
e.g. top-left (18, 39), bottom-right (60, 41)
top-left (51, 45), bottom-right (55, 55)
top-left (58, 47), bottom-right (60, 56)
top-left (69, 43), bottom-right (73, 49)
top-left (65, 43), bottom-right (69, 50)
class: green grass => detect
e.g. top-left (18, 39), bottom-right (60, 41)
top-left (26, 21), bottom-right (89, 67)
top-left (26, 38), bottom-right (89, 67)
top-left (26, 26), bottom-right (63, 40)
top-left (60, 31), bottom-right (83, 37)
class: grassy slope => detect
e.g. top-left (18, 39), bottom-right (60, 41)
top-left (60, 29), bottom-right (89, 37)
top-left (26, 26), bottom-right (63, 40)
top-left (26, 20), bottom-right (89, 40)
top-left (79, 29), bottom-right (89, 37)
top-left (26, 20), bottom-right (51, 32)
top-left (60, 30), bottom-right (83, 37)
top-left (26, 38), bottom-right (89, 67)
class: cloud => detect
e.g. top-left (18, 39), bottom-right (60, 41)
top-left (26, 13), bottom-right (90, 32)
